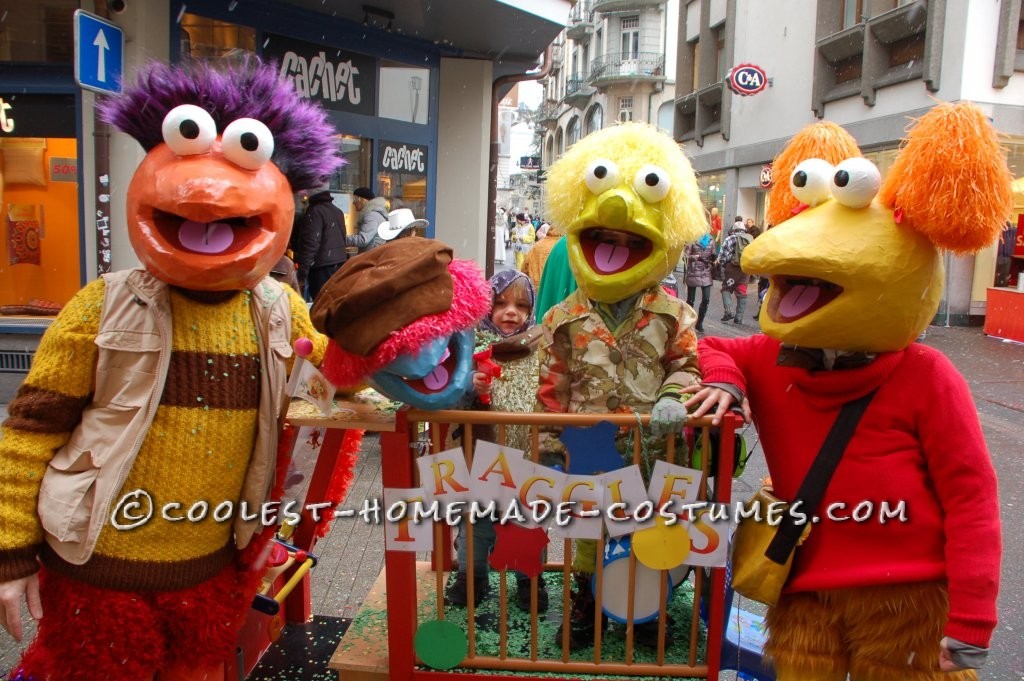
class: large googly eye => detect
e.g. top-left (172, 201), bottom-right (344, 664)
top-left (831, 157), bottom-right (880, 209)
top-left (584, 159), bottom-right (620, 195)
top-left (633, 164), bottom-right (671, 203)
top-left (161, 104), bottom-right (217, 156)
top-left (221, 118), bottom-right (275, 170)
top-left (790, 158), bottom-right (834, 208)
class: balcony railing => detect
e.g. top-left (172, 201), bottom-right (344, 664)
top-left (536, 103), bottom-right (560, 127)
top-left (566, 0), bottom-right (594, 41)
top-left (566, 77), bottom-right (589, 95)
top-left (565, 76), bottom-right (596, 108)
top-left (592, 0), bottom-right (662, 11)
top-left (589, 52), bottom-right (665, 83)
top-left (568, 0), bottom-right (592, 24)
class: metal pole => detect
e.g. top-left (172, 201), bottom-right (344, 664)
top-left (487, 46), bottom-right (552, 279)
top-left (944, 251), bottom-right (952, 327)
top-left (93, 1), bottom-right (114, 276)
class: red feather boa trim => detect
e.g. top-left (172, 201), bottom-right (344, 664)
top-left (315, 428), bottom-right (364, 539)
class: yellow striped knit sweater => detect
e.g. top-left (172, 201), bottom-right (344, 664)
top-left (0, 278), bottom-right (326, 591)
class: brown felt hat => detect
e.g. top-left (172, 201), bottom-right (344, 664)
top-left (310, 237), bottom-right (454, 356)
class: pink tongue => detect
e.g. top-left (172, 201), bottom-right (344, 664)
top-left (178, 220), bottom-right (235, 254)
top-left (422, 348), bottom-right (451, 391)
top-left (779, 284), bottom-right (821, 318)
top-left (594, 242), bottom-right (630, 273)
top-left (423, 365), bottom-right (450, 391)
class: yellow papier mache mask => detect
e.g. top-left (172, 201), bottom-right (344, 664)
top-left (746, 103), bottom-right (1013, 352)
top-left (545, 122), bottom-right (706, 303)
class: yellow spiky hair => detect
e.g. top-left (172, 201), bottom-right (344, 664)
top-left (545, 122), bottom-right (706, 248)
top-left (878, 101), bottom-right (1013, 255)
top-left (766, 121), bottom-right (862, 228)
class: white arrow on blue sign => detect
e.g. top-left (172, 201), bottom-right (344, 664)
top-left (74, 10), bottom-right (124, 95)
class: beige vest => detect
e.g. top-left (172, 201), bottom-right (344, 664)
top-left (37, 269), bottom-right (293, 565)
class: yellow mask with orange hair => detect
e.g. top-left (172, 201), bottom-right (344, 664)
top-left (746, 103), bottom-right (1013, 352)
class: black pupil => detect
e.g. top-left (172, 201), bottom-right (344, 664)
top-left (834, 170), bottom-right (850, 187)
top-left (645, 172), bottom-right (659, 187)
top-left (594, 165), bottom-right (607, 179)
top-left (179, 119), bottom-right (200, 140)
top-left (241, 132), bottom-right (259, 152)
top-left (793, 171), bottom-right (808, 188)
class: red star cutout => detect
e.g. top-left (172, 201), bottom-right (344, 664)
top-left (488, 523), bottom-right (550, 578)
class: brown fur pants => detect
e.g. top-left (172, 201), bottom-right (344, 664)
top-left (765, 581), bottom-right (980, 681)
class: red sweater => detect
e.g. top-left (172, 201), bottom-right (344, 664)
top-left (700, 334), bottom-right (1001, 647)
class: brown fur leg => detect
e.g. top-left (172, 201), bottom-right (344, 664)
top-left (765, 590), bottom-right (848, 680)
top-left (841, 582), bottom-right (978, 681)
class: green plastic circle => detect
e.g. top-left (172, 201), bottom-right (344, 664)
top-left (414, 619), bottom-right (468, 670)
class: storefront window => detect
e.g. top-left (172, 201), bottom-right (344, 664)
top-left (0, 1), bottom-right (77, 64)
top-left (0, 94), bottom-right (81, 318)
top-left (318, 135), bottom-right (372, 230)
top-left (1000, 136), bottom-right (1024, 180)
top-left (862, 146), bottom-right (900, 179)
top-left (379, 61), bottom-right (430, 125)
top-left (179, 13), bottom-right (256, 61)
top-left (697, 173), bottom-right (725, 226)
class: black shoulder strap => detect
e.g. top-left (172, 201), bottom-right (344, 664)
top-left (764, 389), bottom-right (877, 564)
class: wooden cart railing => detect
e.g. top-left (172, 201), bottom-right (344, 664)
top-left (378, 408), bottom-right (739, 680)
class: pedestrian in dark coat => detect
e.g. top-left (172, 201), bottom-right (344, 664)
top-left (295, 188), bottom-right (348, 300)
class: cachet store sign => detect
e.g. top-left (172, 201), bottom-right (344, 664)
top-left (264, 34), bottom-right (376, 116)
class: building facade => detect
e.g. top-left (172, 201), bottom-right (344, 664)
top-left (674, 0), bottom-right (1024, 323)
top-left (537, 0), bottom-right (681, 210)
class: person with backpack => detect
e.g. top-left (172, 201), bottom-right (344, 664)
top-left (719, 216), bottom-right (753, 324)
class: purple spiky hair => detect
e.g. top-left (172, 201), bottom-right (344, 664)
top-left (99, 58), bottom-right (343, 191)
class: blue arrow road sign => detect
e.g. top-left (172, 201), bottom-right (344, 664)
top-left (74, 10), bottom-right (124, 95)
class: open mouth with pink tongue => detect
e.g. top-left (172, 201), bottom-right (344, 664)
top-left (767, 276), bottom-right (843, 323)
top-left (401, 348), bottom-right (456, 394)
top-left (369, 331), bottom-right (476, 410)
top-left (153, 209), bottom-right (263, 255)
top-left (580, 227), bottom-right (653, 275)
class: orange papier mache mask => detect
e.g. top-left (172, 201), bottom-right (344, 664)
top-left (101, 59), bottom-right (342, 291)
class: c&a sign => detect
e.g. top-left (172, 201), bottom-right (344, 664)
top-left (727, 63), bottom-right (768, 96)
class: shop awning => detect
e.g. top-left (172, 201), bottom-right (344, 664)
top-left (279, 0), bottom-right (570, 67)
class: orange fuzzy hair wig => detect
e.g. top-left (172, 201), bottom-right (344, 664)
top-left (766, 121), bottom-right (862, 228)
top-left (878, 101), bottom-right (1014, 254)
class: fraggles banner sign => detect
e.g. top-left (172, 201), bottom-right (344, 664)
top-left (382, 441), bottom-right (730, 570)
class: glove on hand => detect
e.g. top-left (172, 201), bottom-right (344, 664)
top-left (650, 397), bottom-right (688, 437)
